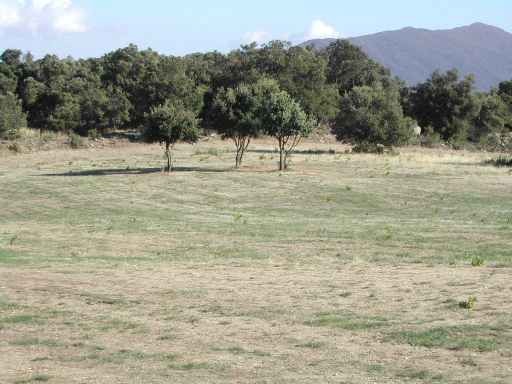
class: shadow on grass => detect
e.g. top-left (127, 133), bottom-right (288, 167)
top-left (248, 148), bottom-right (337, 155)
top-left (41, 166), bottom-right (230, 177)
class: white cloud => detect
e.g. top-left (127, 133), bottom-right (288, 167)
top-left (0, 0), bottom-right (87, 33)
top-left (305, 19), bottom-right (340, 40)
top-left (0, 2), bottom-right (21, 27)
top-left (243, 30), bottom-right (270, 45)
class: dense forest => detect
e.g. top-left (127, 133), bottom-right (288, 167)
top-left (1, 40), bottom-right (512, 164)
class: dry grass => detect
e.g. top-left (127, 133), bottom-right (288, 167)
top-left (0, 139), bottom-right (511, 383)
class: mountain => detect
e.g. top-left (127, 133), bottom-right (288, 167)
top-left (301, 23), bottom-right (512, 90)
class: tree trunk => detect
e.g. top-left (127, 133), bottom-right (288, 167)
top-left (278, 138), bottom-right (285, 171)
top-left (165, 142), bottom-right (173, 172)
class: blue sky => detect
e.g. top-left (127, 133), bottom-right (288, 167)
top-left (0, 0), bottom-right (511, 58)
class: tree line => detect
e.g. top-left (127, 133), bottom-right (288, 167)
top-left (1, 40), bottom-right (512, 170)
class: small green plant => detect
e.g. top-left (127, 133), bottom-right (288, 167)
top-left (88, 129), bottom-right (101, 140)
top-left (487, 155), bottom-right (512, 168)
top-left (471, 256), bottom-right (485, 267)
top-left (7, 142), bottom-right (22, 153)
top-left (352, 142), bottom-right (385, 154)
top-left (207, 147), bottom-right (220, 156)
top-left (69, 133), bottom-right (86, 149)
top-left (459, 296), bottom-right (477, 310)
top-left (233, 213), bottom-right (248, 225)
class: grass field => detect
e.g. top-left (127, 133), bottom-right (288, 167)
top-left (1, 139), bottom-right (511, 383)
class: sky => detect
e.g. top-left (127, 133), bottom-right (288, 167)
top-left (0, 0), bottom-right (511, 58)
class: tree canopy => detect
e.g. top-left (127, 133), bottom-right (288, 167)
top-left (143, 100), bottom-right (200, 172)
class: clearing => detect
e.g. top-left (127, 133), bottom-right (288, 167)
top-left (0, 139), bottom-right (511, 383)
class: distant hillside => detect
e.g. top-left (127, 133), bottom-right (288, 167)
top-left (302, 23), bottom-right (512, 90)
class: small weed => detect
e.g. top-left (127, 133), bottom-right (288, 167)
top-left (69, 133), bottom-right (86, 149)
top-left (459, 296), bottom-right (477, 310)
top-left (31, 357), bottom-right (51, 362)
top-left (471, 256), bottom-right (485, 267)
top-left (460, 357), bottom-right (478, 367)
top-left (233, 213), bottom-right (248, 225)
top-left (367, 364), bottom-right (385, 374)
top-left (9, 235), bottom-right (18, 245)
top-left (486, 156), bottom-right (512, 168)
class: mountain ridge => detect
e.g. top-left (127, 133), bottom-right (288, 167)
top-left (301, 23), bottom-right (512, 90)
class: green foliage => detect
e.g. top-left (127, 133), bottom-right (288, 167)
top-left (211, 80), bottom-right (272, 167)
top-left (143, 100), bottom-right (200, 171)
top-left (0, 92), bottom-right (27, 139)
top-left (487, 155), bottom-right (512, 167)
top-left (459, 296), bottom-right (477, 310)
top-left (326, 40), bottom-right (393, 93)
top-left (333, 85), bottom-right (414, 147)
top-left (260, 87), bottom-right (317, 170)
top-left (471, 92), bottom-right (512, 147)
top-left (69, 133), bottom-right (86, 149)
top-left (406, 70), bottom-right (479, 142)
top-left (471, 256), bottom-right (485, 267)
top-left (2, 45), bottom-right (512, 153)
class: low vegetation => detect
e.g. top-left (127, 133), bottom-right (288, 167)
top-left (0, 141), bottom-right (511, 383)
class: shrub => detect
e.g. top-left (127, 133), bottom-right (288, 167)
top-left (7, 142), bottom-right (22, 153)
top-left (88, 129), bottom-right (101, 141)
top-left (333, 85), bottom-right (414, 147)
top-left (69, 133), bottom-right (86, 149)
top-left (0, 93), bottom-right (27, 139)
top-left (352, 142), bottom-right (385, 154)
top-left (459, 296), bottom-right (477, 310)
top-left (420, 127), bottom-right (443, 148)
top-left (471, 256), bottom-right (485, 267)
top-left (487, 155), bottom-right (512, 168)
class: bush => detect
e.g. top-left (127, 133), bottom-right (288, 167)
top-left (471, 256), bottom-right (485, 267)
top-left (352, 142), bottom-right (385, 154)
top-left (333, 85), bottom-right (414, 147)
top-left (486, 155), bottom-right (512, 168)
top-left (69, 133), bottom-right (86, 149)
top-left (459, 296), bottom-right (477, 310)
top-left (0, 93), bottom-right (27, 139)
top-left (88, 129), bottom-right (101, 141)
top-left (420, 127), bottom-right (443, 148)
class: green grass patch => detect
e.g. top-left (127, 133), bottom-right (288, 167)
top-left (0, 314), bottom-right (42, 325)
top-left (396, 368), bottom-right (444, 382)
top-left (168, 362), bottom-right (210, 371)
top-left (295, 341), bottom-right (325, 349)
top-left (305, 311), bottom-right (388, 330)
top-left (386, 324), bottom-right (509, 352)
top-left (14, 374), bottom-right (51, 383)
top-left (10, 338), bottom-right (62, 347)
top-left (0, 248), bottom-right (26, 265)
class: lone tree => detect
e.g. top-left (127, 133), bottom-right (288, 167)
top-left (211, 78), bottom-right (280, 168)
top-left (143, 100), bottom-right (200, 172)
top-left (261, 89), bottom-right (316, 170)
top-left (211, 84), bottom-right (261, 168)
